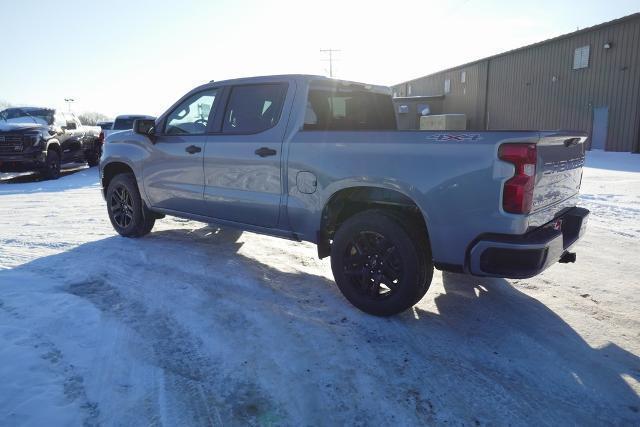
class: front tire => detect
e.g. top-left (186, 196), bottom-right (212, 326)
top-left (106, 173), bottom-right (155, 237)
top-left (330, 210), bottom-right (433, 316)
top-left (40, 150), bottom-right (61, 180)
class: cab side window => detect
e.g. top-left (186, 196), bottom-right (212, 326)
top-left (222, 84), bottom-right (287, 134)
top-left (304, 86), bottom-right (397, 131)
top-left (71, 114), bottom-right (82, 128)
top-left (165, 89), bottom-right (217, 135)
top-left (61, 113), bottom-right (76, 129)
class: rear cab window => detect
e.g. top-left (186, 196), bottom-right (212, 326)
top-left (222, 84), bottom-right (287, 134)
top-left (304, 81), bottom-right (397, 131)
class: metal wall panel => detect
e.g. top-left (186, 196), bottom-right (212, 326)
top-left (392, 14), bottom-right (640, 152)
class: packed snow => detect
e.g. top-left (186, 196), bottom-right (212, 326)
top-left (0, 151), bottom-right (639, 425)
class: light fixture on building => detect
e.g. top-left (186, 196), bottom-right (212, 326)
top-left (603, 42), bottom-right (612, 49)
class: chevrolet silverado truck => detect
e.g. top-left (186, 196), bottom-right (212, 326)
top-left (100, 75), bottom-right (589, 316)
top-left (0, 107), bottom-right (102, 179)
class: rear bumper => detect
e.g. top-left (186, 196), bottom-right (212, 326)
top-left (0, 151), bottom-right (47, 172)
top-left (468, 207), bottom-right (589, 278)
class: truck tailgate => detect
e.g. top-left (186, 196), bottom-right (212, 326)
top-left (532, 132), bottom-right (587, 213)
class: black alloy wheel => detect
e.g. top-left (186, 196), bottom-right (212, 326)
top-left (110, 185), bottom-right (134, 228)
top-left (330, 210), bottom-right (432, 316)
top-left (106, 172), bottom-right (155, 237)
top-left (342, 231), bottom-right (404, 300)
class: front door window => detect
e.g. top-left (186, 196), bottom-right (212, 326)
top-left (164, 89), bottom-right (217, 135)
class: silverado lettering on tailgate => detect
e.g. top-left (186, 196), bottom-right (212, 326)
top-left (542, 156), bottom-right (585, 175)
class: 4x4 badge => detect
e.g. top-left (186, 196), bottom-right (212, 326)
top-left (425, 134), bottom-right (483, 142)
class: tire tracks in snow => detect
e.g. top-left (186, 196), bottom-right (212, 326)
top-left (0, 324), bottom-right (100, 426)
top-left (66, 276), bottom-right (283, 426)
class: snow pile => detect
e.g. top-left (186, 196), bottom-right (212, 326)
top-left (579, 150), bottom-right (640, 240)
top-left (0, 154), bottom-right (639, 425)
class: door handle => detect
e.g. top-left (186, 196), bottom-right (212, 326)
top-left (254, 147), bottom-right (277, 157)
top-left (185, 145), bottom-right (202, 154)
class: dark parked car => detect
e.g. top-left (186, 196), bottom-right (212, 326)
top-left (0, 107), bottom-right (102, 179)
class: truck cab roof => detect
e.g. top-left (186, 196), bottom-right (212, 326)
top-left (199, 74), bottom-right (392, 95)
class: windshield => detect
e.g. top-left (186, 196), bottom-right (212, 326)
top-left (0, 107), bottom-right (53, 125)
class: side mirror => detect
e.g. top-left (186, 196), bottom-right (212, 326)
top-left (133, 119), bottom-right (156, 141)
top-left (65, 121), bottom-right (77, 130)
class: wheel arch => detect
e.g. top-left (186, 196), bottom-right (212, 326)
top-left (101, 161), bottom-right (136, 199)
top-left (317, 185), bottom-right (430, 259)
top-left (45, 140), bottom-right (61, 154)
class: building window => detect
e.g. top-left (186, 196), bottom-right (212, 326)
top-left (461, 71), bottom-right (466, 83)
top-left (444, 79), bottom-right (451, 94)
top-left (417, 103), bottom-right (431, 116)
top-left (573, 45), bottom-right (590, 70)
top-left (407, 84), bottom-right (412, 96)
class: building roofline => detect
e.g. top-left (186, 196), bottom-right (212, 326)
top-left (395, 12), bottom-right (640, 87)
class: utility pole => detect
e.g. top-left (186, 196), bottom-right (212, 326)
top-left (64, 98), bottom-right (75, 112)
top-left (320, 48), bottom-right (340, 77)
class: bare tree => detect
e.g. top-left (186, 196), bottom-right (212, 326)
top-left (77, 112), bottom-right (111, 125)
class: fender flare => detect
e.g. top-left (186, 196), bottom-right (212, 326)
top-left (45, 139), bottom-right (61, 153)
top-left (318, 181), bottom-right (432, 233)
top-left (316, 183), bottom-right (431, 258)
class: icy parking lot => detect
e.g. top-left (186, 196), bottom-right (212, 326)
top-left (0, 152), bottom-right (639, 425)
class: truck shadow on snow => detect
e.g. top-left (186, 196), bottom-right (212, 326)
top-left (430, 273), bottom-right (640, 418)
top-left (2, 225), bottom-right (639, 424)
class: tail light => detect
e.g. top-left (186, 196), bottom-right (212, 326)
top-left (499, 143), bottom-right (537, 214)
top-left (98, 131), bottom-right (105, 145)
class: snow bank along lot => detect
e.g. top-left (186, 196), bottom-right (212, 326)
top-left (0, 152), bottom-right (639, 426)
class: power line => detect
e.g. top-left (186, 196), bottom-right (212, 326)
top-left (320, 48), bottom-right (340, 77)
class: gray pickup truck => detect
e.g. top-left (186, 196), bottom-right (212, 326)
top-left (100, 74), bottom-right (589, 316)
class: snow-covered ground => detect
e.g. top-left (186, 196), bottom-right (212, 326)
top-left (0, 151), bottom-right (639, 425)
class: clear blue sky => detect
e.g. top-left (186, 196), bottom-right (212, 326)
top-left (1, 0), bottom-right (638, 117)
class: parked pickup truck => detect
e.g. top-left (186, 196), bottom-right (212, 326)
top-left (104, 114), bottom-right (155, 139)
top-left (100, 75), bottom-right (589, 316)
top-left (0, 107), bottom-right (102, 179)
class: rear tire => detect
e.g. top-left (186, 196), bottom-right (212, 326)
top-left (330, 210), bottom-right (433, 316)
top-left (106, 173), bottom-right (155, 237)
top-left (86, 150), bottom-right (100, 167)
top-left (40, 150), bottom-right (61, 180)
